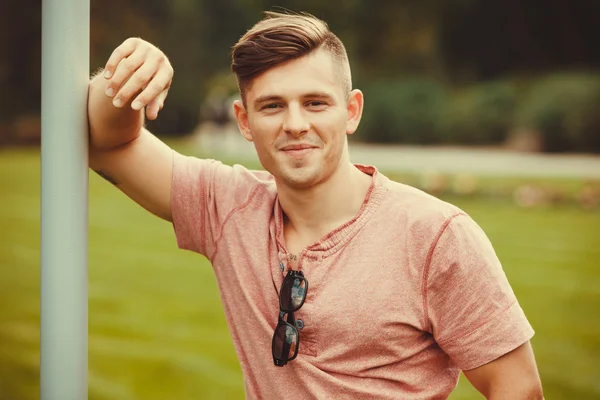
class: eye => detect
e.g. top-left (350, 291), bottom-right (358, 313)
top-left (262, 103), bottom-right (281, 110)
top-left (306, 101), bottom-right (327, 109)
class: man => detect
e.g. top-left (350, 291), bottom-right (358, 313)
top-left (88, 11), bottom-right (544, 399)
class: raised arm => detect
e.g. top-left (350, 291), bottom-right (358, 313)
top-left (88, 38), bottom-right (175, 221)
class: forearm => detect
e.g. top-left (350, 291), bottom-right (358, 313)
top-left (88, 70), bottom-right (144, 151)
top-left (86, 39), bottom-right (175, 222)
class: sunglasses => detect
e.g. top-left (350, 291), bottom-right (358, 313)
top-left (272, 270), bottom-right (309, 367)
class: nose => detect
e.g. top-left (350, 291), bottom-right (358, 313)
top-left (282, 105), bottom-right (310, 139)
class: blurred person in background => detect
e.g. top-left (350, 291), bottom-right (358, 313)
top-left (87, 11), bottom-right (543, 400)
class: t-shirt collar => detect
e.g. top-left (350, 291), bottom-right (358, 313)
top-left (273, 164), bottom-right (388, 260)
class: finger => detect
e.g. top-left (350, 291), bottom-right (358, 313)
top-left (103, 38), bottom-right (139, 79)
top-left (145, 90), bottom-right (168, 120)
top-left (112, 60), bottom-right (158, 108)
top-left (130, 66), bottom-right (173, 111)
top-left (105, 51), bottom-right (146, 101)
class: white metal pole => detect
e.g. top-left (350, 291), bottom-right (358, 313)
top-left (41, 0), bottom-right (89, 399)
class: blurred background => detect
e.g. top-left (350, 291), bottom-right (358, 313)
top-left (1, 0), bottom-right (599, 399)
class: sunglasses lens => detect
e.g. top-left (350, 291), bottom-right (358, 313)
top-left (280, 276), bottom-right (307, 311)
top-left (272, 321), bottom-right (298, 361)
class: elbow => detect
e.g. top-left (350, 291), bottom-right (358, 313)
top-left (526, 383), bottom-right (544, 400)
top-left (521, 375), bottom-right (544, 400)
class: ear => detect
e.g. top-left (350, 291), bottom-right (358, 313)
top-left (345, 89), bottom-right (364, 136)
top-left (233, 100), bottom-right (254, 142)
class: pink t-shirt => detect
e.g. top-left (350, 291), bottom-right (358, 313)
top-left (171, 153), bottom-right (534, 399)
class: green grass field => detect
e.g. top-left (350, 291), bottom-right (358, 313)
top-left (0, 144), bottom-right (599, 399)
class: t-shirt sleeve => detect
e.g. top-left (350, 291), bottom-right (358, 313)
top-left (425, 213), bottom-right (534, 371)
top-left (170, 152), bottom-right (261, 259)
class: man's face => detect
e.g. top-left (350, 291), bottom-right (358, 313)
top-left (234, 49), bottom-right (362, 190)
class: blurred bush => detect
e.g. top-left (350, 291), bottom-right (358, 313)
top-left (357, 72), bottom-right (600, 154)
top-left (516, 72), bottom-right (600, 153)
top-left (359, 79), bottom-right (446, 144)
top-left (439, 82), bottom-right (517, 145)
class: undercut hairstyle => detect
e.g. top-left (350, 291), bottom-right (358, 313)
top-left (231, 11), bottom-right (352, 106)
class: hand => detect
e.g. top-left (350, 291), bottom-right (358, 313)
top-left (102, 38), bottom-right (173, 120)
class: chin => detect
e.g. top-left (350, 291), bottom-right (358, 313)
top-left (278, 167), bottom-right (323, 189)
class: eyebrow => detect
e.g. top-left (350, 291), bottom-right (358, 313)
top-left (253, 95), bottom-right (283, 106)
top-left (253, 92), bottom-right (336, 108)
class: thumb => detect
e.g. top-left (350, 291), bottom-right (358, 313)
top-left (146, 89), bottom-right (169, 121)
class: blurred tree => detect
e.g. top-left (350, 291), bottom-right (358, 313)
top-left (438, 0), bottom-right (600, 82)
top-left (0, 1), bottom-right (41, 125)
top-left (2, 0), bottom-right (598, 148)
top-left (351, 0), bottom-right (447, 80)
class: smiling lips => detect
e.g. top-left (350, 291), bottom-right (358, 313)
top-left (280, 144), bottom-right (317, 158)
top-left (281, 144), bottom-right (317, 151)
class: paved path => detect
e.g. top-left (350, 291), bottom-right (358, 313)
top-left (195, 131), bottom-right (600, 179)
top-left (347, 144), bottom-right (600, 179)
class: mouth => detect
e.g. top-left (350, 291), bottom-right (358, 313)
top-left (280, 144), bottom-right (317, 151)
top-left (279, 144), bottom-right (318, 159)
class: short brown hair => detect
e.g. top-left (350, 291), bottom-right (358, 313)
top-left (231, 11), bottom-right (351, 104)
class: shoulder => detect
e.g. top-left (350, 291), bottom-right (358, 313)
top-left (173, 153), bottom-right (277, 202)
top-left (375, 170), bottom-right (466, 236)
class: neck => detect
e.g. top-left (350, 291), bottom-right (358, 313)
top-left (277, 159), bottom-right (372, 240)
